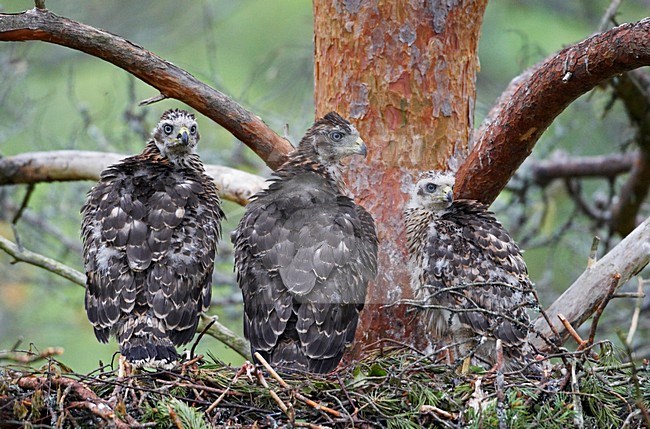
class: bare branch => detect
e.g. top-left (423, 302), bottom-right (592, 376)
top-left (0, 151), bottom-right (266, 206)
top-left (0, 8), bottom-right (294, 169)
top-left (0, 234), bottom-right (85, 285)
top-left (17, 375), bottom-right (132, 429)
top-left (530, 215), bottom-right (650, 351)
top-left (626, 277), bottom-right (645, 345)
top-left (0, 347), bottom-right (64, 364)
top-left (563, 178), bottom-right (607, 223)
top-left (254, 351), bottom-right (343, 418)
top-left (583, 273), bottom-right (620, 350)
top-left (526, 151), bottom-right (635, 186)
top-left (608, 71), bottom-right (650, 236)
top-left (4, 201), bottom-right (82, 254)
top-left (456, 18), bottom-right (650, 204)
top-left (0, 233), bottom-right (250, 358)
top-left (598, 0), bottom-right (623, 32)
top-left (199, 316), bottom-right (251, 360)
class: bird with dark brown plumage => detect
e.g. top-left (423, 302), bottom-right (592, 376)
top-left (81, 109), bottom-right (224, 369)
top-left (232, 112), bottom-right (378, 373)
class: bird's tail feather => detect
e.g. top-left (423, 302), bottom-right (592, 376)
top-left (121, 338), bottom-right (178, 369)
top-left (117, 313), bottom-right (178, 369)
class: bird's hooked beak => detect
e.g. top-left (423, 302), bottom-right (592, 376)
top-left (353, 137), bottom-right (367, 157)
top-left (177, 126), bottom-right (190, 145)
top-left (443, 186), bottom-right (453, 202)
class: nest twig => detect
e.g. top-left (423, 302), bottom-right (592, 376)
top-left (0, 343), bottom-right (647, 428)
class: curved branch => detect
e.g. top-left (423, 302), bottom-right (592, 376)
top-left (456, 18), bottom-right (650, 204)
top-left (530, 215), bottom-right (650, 351)
top-left (0, 151), bottom-right (266, 205)
top-left (0, 8), bottom-right (294, 169)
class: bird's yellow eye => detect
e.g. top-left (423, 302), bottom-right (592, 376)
top-left (163, 124), bottom-right (174, 135)
top-left (329, 131), bottom-right (344, 142)
top-left (426, 183), bottom-right (437, 193)
top-left (190, 125), bottom-right (197, 135)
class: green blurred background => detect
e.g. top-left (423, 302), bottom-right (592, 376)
top-left (0, 0), bottom-right (648, 372)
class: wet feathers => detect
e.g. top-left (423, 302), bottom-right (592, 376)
top-left (233, 112), bottom-right (378, 373)
top-left (81, 109), bottom-right (224, 368)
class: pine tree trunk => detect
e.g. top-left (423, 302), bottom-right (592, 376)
top-left (313, 0), bottom-right (487, 352)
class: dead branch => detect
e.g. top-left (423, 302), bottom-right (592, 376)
top-left (17, 375), bottom-right (132, 428)
top-left (253, 366), bottom-right (291, 416)
top-left (456, 18), bottom-right (650, 204)
top-left (564, 178), bottom-right (608, 224)
top-left (608, 70), bottom-right (650, 236)
top-left (558, 314), bottom-right (586, 349)
top-left (587, 236), bottom-right (601, 269)
top-left (0, 233), bottom-right (85, 285)
top-left (530, 215), bottom-right (650, 351)
top-left (599, 0), bottom-right (624, 32)
top-left (526, 151), bottom-right (635, 186)
top-left (626, 277), bottom-right (645, 345)
top-left (584, 273), bottom-right (620, 350)
top-left (0, 150), bottom-right (266, 205)
top-left (254, 352), bottom-right (342, 419)
top-left (0, 7), bottom-right (293, 169)
top-left (199, 315), bottom-right (251, 360)
top-left (0, 347), bottom-right (64, 363)
top-left (610, 151), bottom-right (650, 236)
top-left (4, 201), bottom-right (82, 255)
top-left (0, 233), bottom-right (250, 359)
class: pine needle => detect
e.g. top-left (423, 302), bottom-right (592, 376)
top-left (0, 344), bottom-right (648, 428)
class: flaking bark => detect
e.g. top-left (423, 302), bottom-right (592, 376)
top-left (313, 0), bottom-right (487, 351)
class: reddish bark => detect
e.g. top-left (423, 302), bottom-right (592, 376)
top-left (456, 18), bottom-right (650, 205)
top-left (0, 8), bottom-right (293, 169)
top-left (314, 0), bottom-right (487, 351)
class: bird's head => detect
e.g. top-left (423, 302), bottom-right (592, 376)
top-left (152, 109), bottom-right (200, 160)
top-left (300, 112), bottom-right (367, 165)
top-left (409, 170), bottom-right (455, 211)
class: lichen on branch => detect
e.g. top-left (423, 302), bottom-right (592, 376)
top-left (0, 151), bottom-right (266, 206)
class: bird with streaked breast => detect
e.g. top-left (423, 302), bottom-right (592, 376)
top-left (405, 170), bottom-right (541, 372)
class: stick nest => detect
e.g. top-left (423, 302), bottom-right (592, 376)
top-left (1, 342), bottom-right (648, 428)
